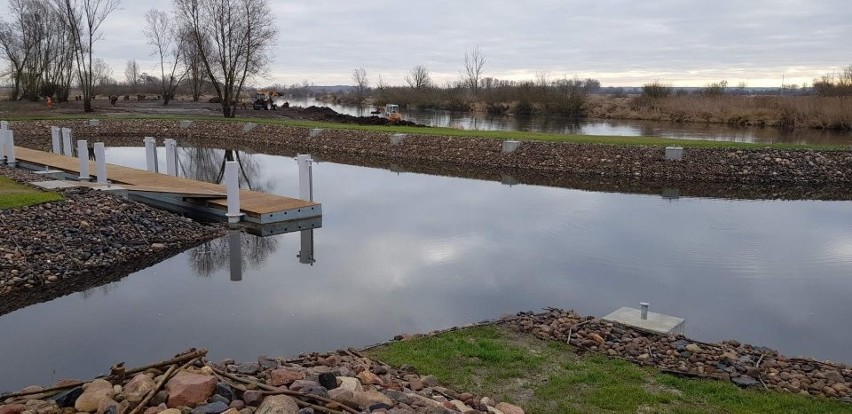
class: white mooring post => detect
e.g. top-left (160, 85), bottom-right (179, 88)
top-left (224, 160), bottom-right (242, 224)
top-left (143, 137), bottom-right (158, 172)
top-left (309, 128), bottom-right (322, 138)
top-left (51, 127), bottom-right (62, 154)
top-left (297, 154), bottom-right (313, 201)
top-left (61, 128), bottom-right (73, 156)
top-left (94, 143), bottom-right (107, 184)
top-left (77, 140), bottom-right (89, 180)
top-left (390, 133), bottom-right (406, 145)
top-left (0, 130), bottom-right (14, 166)
top-left (665, 146), bottom-right (684, 161)
top-left (502, 140), bottom-right (521, 153)
top-left (640, 302), bottom-right (650, 320)
top-left (0, 120), bottom-right (8, 130)
top-left (164, 138), bottom-right (177, 176)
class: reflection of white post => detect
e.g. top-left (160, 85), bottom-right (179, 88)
top-left (51, 127), bottom-right (61, 154)
top-left (1, 120), bottom-right (8, 129)
top-left (94, 143), bottom-right (107, 184)
top-left (298, 229), bottom-right (316, 265)
top-left (143, 137), bottom-right (158, 172)
top-left (297, 154), bottom-right (313, 201)
top-left (77, 140), bottom-right (89, 180)
top-left (229, 231), bottom-right (243, 281)
top-left (164, 138), bottom-right (177, 176)
top-left (225, 160), bottom-right (241, 224)
top-left (61, 128), bottom-right (73, 156)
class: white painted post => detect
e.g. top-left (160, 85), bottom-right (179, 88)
top-left (225, 160), bottom-right (241, 224)
top-left (3, 130), bottom-right (15, 167)
top-left (502, 140), bottom-right (521, 153)
top-left (297, 154), bottom-right (313, 201)
top-left (179, 120), bottom-right (192, 129)
top-left (309, 128), bottom-right (322, 137)
top-left (0, 130), bottom-right (6, 160)
top-left (77, 140), bottom-right (90, 180)
top-left (94, 143), bottom-right (107, 184)
top-left (390, 133), bottom-right (406, 145)
top-left (665, 147), bottom-right (684, 161)
top-left (61, 128), bottom-right (73, 156)
top-left (51, 127), bottom-right (62, 154)
top-left (164, 138), bottom-right (177, 176)
top-left (0, 120), bottom-right (8, 130)
top-left (640, 302), bottom-right (649, 320)
top-left (143, 137), bottom-right (158, 173)
top-left (88, 119), bottom-right (100, 127)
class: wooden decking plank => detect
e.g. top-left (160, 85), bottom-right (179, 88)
top-left (14, 146), bottom-right (319, 217)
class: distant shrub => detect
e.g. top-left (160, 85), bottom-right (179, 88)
top-left (642, 81), bottom-right (672, 100)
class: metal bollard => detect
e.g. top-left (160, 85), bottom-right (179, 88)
top-left (164, 138), bottom-right (177, 176)
top-left (51, 127), bottom-right (62, 154)
top-left (640, 302), bottom-right (649, 320)
top-left (143, 137), bottom-right (158, 172)
top-left (297, 154), bottom-right (313, 201)
top-left (61, 128), bottom-right (73, 156)
top-left (224, 160), bottom-right (242, 224)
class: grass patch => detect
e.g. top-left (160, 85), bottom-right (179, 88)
top-left (0, 177), bottom-right (63, 209)
top-left (366, 325), bottom-right (850, 413)
top-left (4, 113), bottom-right (846, 150)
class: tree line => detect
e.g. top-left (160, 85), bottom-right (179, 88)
top-left (0, 0), bottom-right (278, 117)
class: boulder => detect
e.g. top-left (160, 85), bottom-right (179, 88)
top-left (356, 370), bottom-right (382, 386)
top-left (165, 372), bottom-right (218, 408)
top-left (353, 390), bottom-right (393, 409)
top-left (255, 395), bottom-right (299, 414)
top-left (268, 369), bottom-right (304, 387)
top-left (75, 379), bottom-right (115, 413)
top-left (337, 377), bottom-right (363, 392)
top-left (495, 402), bottom-right (525, 414)
top-left (0, 404), bottom-right (26, 414)
top-left (125, 374), bottom-right (156, 403)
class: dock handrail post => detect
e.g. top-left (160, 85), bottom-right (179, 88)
top-left (225, 160), bottom-right (242, 224)
top-left (164, 138), bottom-right (177, 176)
top-left (51, 127), bottom-right (62, 154)
top-left (94, 142), bottom-right (107, 184)
top-left (1, 120), bottom-right (8, 130)
top-left (61, 128), bottom-right (73, 156)
top-left (640, 302), bottom-right (649, 320)
top-left (0, 130), bottom-right (14, 166)
top-left (297, 154), bottom-right (313, 201)
top-left (77, 140), bottom-right (90, 180)
top-left (143, 137), bottom-right (158, 173)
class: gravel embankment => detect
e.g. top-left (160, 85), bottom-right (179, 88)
top-left (7, 119), bottom-right (852, 200)
top-left (0, 167), bottom-right (225, 315)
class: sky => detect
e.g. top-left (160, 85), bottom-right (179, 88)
top-left (2, 0), bottom-right (850, 88)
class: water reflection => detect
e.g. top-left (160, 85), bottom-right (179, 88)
top-left (190, 231), bottom-right (280, 278)
top-left (286, 98), bottom-right (852, 145)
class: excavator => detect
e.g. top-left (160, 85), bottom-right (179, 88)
top-left (253, 90), bottom-right (281, 110)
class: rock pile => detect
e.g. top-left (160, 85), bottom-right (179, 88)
top-left (0, 167), bottom-right (225, 314)
top-left (501, 308), bottom-right (852, 402)
top-left (0, 348), bottom-right (525, 414)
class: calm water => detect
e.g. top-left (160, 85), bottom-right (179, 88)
top-left (2, 148), bottom-right (852, 390)
top-left (283, 97), bottom-right (852, 145)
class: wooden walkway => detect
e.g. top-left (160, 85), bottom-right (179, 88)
top-left (14, 146), bottom-right (321, 224)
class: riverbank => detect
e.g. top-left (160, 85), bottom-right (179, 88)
top-left (6, 118), bottom-right (852, 200)
top-left (0, 167), bottom-right (226, 316)
top-left (3, 308), bottom-right (850, 413)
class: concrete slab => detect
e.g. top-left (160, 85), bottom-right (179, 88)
top-left (30, 180), bottom-right (83, 190)
top-left (603, 306), bottom-right (685, 335)
top-left (33, 170), bottom-right (67, 180)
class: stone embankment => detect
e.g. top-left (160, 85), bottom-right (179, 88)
top-left (501, 308), bottom-right (852, 402)
top-left (0, 348), bottom-right (526, 414)
top-left (7, 119), bottom-right (852, 199)
top-left (0, 167), bottom-right (225, 315)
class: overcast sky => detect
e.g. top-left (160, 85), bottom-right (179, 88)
top-left (2, 0), bottom-right (849, 87)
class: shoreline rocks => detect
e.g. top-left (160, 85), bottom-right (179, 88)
top-left (0, 167), bottom-right (226, 315)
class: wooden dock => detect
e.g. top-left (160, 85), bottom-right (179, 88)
top-left (13, 146), bottom-right (322, 226)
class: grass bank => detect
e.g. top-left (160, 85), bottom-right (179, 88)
top-left (366, 325), bottom-right (849, 413)
top-left (2, 113), bottom-right (846, 150)
top-left (0, 176), bottom-right (62, 209)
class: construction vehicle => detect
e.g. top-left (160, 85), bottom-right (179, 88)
top-left (385, 104), bottom-right (401, 123)
top-left (253, 90), bottom-right (281, 110)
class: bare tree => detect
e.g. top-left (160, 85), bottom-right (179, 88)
top-left (144, 9), bottom-right (186, 105)
top-left (462, 45), bottom-right (485, 94)
top-left (124, 59), bottom-right (139, 92)
top-left (50, 0), bottom-right (121, 112)
top-left (180, 25), bottom-right (207, 102)
top-left (405, 65), bottom-right (431, 90)
top-left (174, 0), bottom-right (278, 117)
top-left (352, 67), bottom-right (368, 103)
top-left (0, 0), bottom-right (43, 100)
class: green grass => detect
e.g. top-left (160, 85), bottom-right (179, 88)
top-left (0, 176), bottom-right (63, 209)
top-left (366, 326), bottom-right (850, 413)
top-left (4, 113), bottom-right (847, 150)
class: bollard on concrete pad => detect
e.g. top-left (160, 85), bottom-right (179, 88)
top-left (164, 138), bottom-right (177, 176)
top-left (309, 128), bottom-right (323, 138)
top-left (77, 140), bottom-right (90, 180)
top-left (0, 120), bottom-right (8, 130)
top-left (61, 128), bottom-right (73, 156)
top-left (94, 143), bottom-right (107, 184)
top-left (4, 130), bottom-right (15, 167)
top-left (179, 120), bottom-right (192, 129)
top-left (243, 122), bottom-right (257, 133)
top-left (390, 133), bottom-right (406, 145)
